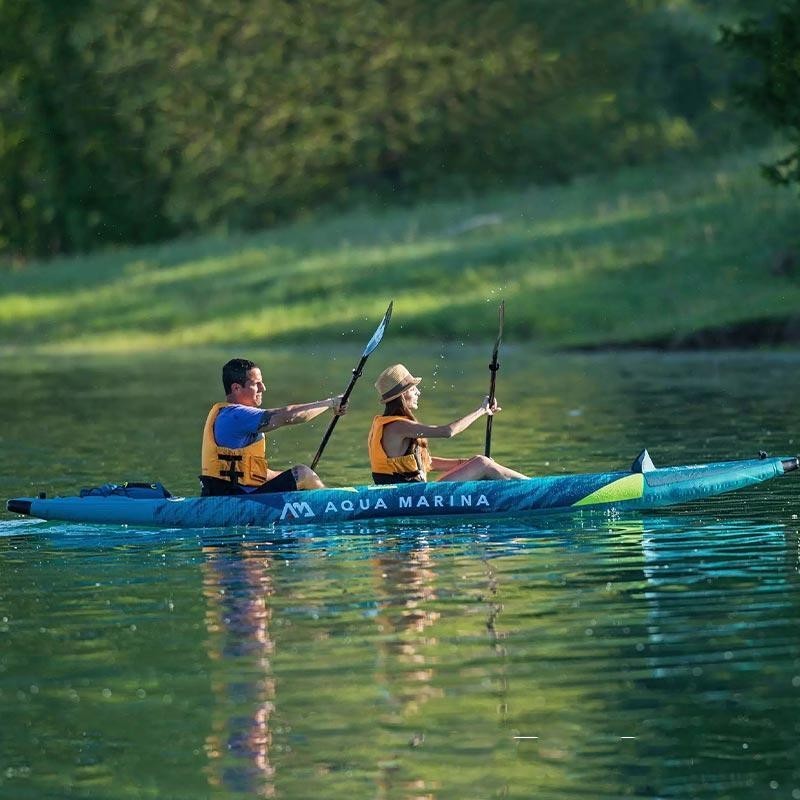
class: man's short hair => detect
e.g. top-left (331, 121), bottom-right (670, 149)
top-left (222, 358), bottom-right (258, 394)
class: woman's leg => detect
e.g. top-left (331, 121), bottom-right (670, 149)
top-left (437, 455), bottom-right (527, 482)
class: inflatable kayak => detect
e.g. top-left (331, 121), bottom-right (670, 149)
top-left (6, 451), bottom-right (798, 529)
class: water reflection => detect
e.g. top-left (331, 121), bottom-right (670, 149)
top-left (634, 518), bottom-right (800, 797)
top-left (3, 505), bottom-right (798, 799)
top-left (371, 538), bottom-right (442, 798)
top-left (201, 543), bottom-right (276, 796)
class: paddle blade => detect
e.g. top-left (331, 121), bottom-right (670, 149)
top-left (362, 301), bottom-right (393, 357)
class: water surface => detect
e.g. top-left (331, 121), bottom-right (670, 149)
top-left (1, 347), bottom-right (799, 799)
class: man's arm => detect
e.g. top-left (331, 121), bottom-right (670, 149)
top-left (259, 395), bottom-right (346, 431)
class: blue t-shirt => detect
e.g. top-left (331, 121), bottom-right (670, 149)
top-left (213, 405), bottom-right (272, 449)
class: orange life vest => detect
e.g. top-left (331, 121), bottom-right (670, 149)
top-left (368, 415), bottom-right (433, 483)
top-left (201, 403), bottom-right (269, 487)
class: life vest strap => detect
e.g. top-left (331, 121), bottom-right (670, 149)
top-left (218, 453), bottom-right (244, 484)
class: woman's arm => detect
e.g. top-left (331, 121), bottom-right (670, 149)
top-left (382, 397), bottom-right (496, 455)
top-left (259, 395), bottom-right (345, 431)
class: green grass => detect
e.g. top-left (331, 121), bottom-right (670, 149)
top-left (1, 149), bottom-right (798, 354)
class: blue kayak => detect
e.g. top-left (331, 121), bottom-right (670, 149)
top-left (6, 451), bottom-right (798, 529)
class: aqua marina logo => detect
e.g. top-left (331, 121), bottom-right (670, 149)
top-left (280, 492), bottom-right (490, 520)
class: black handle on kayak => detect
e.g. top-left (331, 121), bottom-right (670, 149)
top-left (782, 456), bottom-right (799, 473)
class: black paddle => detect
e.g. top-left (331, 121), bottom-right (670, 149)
top-left (310, 301), bottom-right (394, 471)
top-left (484, 300), bottom-right (505, 458)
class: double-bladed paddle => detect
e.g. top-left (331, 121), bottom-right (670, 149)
top-left (310, 301), bottom-right (394, 470)
top-left (484, 300), bottom-right (505, 458)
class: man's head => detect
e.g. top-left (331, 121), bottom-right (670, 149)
top-left (222, 358), bottom-right (265, 407)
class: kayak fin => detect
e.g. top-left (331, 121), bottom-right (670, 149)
top-left (631, 449), bottom-right (656, 473)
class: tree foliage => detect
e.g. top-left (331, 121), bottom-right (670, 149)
top-left (0, 0), bottom-right (774, 260)
top-left (721, 1), bottom-right (800, 188)
top-left (0, 0), bottom-right (171, 257)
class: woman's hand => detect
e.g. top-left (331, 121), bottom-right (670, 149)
top-left (480, 396), bottom-right (501, 416)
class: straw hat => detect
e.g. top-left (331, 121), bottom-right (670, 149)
top-left (375, 364), bottom-right (422, 402)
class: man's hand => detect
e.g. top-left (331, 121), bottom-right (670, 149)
top-left (328, 395), bottom-right (348, 416)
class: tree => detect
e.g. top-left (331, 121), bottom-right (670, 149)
top-left (0, 0), bottom-right (171, 258)
top-left (721, 2), bottom-right (800, 188)
top-left (1, 0), bottom-right (781, 260)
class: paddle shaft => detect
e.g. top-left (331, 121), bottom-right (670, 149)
top-left (484, 366), bottom-right (499, 457)
top-left (484, 301), bottom-right (505, 458)
top-left (309, 301), bottom-right (393, 472)
top-left (310, 356), bottom-right (366, 470)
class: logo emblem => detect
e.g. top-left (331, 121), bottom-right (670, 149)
top-left (280, 501), bottom-right (316, 520)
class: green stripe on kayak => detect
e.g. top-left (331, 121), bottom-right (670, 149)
top-left (572, 473), bottom-right (644, 507)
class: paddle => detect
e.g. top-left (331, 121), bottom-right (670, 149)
top-left (484, 300), bottom-right (505, 458)
top-left (310, 301), bottom-right (394, 471)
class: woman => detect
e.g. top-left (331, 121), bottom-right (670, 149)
top-left (368, 364), bottom-right (527, 484)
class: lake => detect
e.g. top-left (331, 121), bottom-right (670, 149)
top-left (1, 345), bottom-right (799, 799)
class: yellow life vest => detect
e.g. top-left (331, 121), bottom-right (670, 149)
top-left (201, 403), bottom-right (269, 487)
top-left (368, 415), bottom-right (432, 482)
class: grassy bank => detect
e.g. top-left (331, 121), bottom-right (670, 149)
top-left (1, 149), bottom-right (798, 354)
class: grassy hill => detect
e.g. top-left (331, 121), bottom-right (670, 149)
top-left (1, 149), bottom-right (798, 354)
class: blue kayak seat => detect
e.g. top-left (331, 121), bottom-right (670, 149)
top-left (631, 449), bottom-right (656, 473)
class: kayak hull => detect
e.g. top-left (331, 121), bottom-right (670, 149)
top-left (7, 455), bottom-right (798, 529)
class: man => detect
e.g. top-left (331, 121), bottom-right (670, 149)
top-left (200, 358), bottom-right (346, 496)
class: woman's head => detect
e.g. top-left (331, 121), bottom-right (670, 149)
top-left (376, 364), bottom-right (422, 419)
top-left (383, 383), bottom-right (420, 418)
top-left (374, 364), bottom-right (421, 402)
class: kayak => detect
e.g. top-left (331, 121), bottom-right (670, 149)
top-left (6, 451), bottom-right (798, 529)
